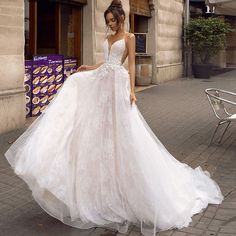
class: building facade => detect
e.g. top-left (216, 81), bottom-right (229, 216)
top-left (153, 0), bottom-right (184, 83)
top-left (0, 0), bottom-right (25, 134)
top-left (0, 0), bottom-right (185, 134)
top-left (84, 0), bottom-right (184, 83)
top-left (190, 0), bottom-right (236, 68)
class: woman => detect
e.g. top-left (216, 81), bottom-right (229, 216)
top-left (5, 0), bottom-right (223, 235)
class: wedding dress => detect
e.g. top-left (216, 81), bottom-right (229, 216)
top-left (5, 37), bottom-right (223, 235)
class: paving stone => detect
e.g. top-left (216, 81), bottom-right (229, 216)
top-left (202, 231), bottom-right (217, 236)
top-left (156, 230), bottom-right (172, 236)
top-left (199, 217), bottom-right (212, 225)
top-left (214, 209), bottom-right (236, 221)
top-left (179, 226), bottom-right (204, 235)
top-left (128, 231), bottom-right (141, 236)
top-left (90, 227), bottom-right (113, 236)
top-left (220, 201), bottom-right (236, 209)
top-left (182, 145), bottom-right (207, 164)
top-left (171, 232), bottom-right (187, 236)
top-left (195, 221), bottom-right (210, 230)
top-left (217, 234), bottom-right (236, 236)
top-left (219, 227), bottom-right (236, 234)
top-left (207, 219), bottom-right (224, 232)
top-left (205, 205), bottom-right (218, 213)
top-left (219, 220), bottom-right (236, 234)
top-left (203, 211), bottom-right (216, 219)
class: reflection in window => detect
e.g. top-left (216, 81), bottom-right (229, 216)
top-left (24, 0), bottom-right (30, 59)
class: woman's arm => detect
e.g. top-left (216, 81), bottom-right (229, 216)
top-left (127, 33), bottom-right (137, 105)
top-left (77, 62), bottom-right (104, 72)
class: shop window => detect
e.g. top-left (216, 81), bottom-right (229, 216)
top-left (134, 14), bottom-right (148, 33)
top-left (60, 5), bottom-right (82, 61)
top-left (25, 0), bottom-right (82, 64)
top-left (23, 0), bottom-right (86, 119)
top-left (129, 0), bottom-right (150, 53)
top-left (129, 0), bottom-right (151, 33)
top-left (132, 15), bottom-right (149, 54)
top-left (37, 2), bottom-right (57, 54)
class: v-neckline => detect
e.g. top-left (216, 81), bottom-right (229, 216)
top-left (107, 38), bottom-right (125, 56)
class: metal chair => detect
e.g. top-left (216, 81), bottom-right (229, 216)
top-left (205, 88), bottom-right (236, 145)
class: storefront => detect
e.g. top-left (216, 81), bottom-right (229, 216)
top-left (0, 0), bottom-right (185, 134)
top-left (24, 0), bottom-right (87, 117)
top-left (25, 0), bottom-right (87, 63)
top-left (129, 0), bottom-right (154, 86)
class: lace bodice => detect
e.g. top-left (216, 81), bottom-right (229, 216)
top-left (103, 38), bottom-right (126, 65)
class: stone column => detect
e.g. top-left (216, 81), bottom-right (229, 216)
top-left (154, 0), bottom-right (184, 83)
top-left (82, 1), bottom-right (95, 65)
top-left (148, 1), bottom-right (157, 84)
top-left (0, 0), bottom-right (25, 134)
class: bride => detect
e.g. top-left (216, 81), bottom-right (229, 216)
top-left (5, 0), bottom-right (223, 235)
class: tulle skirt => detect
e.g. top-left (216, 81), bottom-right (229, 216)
top-left (5, 63), bottom-right (223, 235)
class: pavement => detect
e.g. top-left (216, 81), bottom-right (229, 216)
top-left (1, 70), bottom-right (236, 236)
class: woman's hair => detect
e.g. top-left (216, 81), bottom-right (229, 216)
top-left (104, 0), bottom-right (125, 26)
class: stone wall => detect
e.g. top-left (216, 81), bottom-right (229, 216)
top-left (226, 18), bottom-right (236, 66)
top-left (154, 0), bottom-right (184, 83)
top-left (0, 0), bottom-right (25, 134)
top-left (82, 1), bottom-right (94, 65)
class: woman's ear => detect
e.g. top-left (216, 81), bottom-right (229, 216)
top-left (120, 15), bottom-right (125, 23)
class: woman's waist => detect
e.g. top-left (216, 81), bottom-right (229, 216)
top-left (103, 60), bottom-right (123, 67)
top-left (100, 62), bottom-right (127, 72)
top-left (96, 62), bottom-right (128, 77)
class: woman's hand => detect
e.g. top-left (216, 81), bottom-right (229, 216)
top-left (77, 65), bottom-right (90, 72)
top-left (130, 91), bottom-right (137, 105)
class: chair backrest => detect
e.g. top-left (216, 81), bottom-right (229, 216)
top-left (205, 88), bottom-right (234, 120)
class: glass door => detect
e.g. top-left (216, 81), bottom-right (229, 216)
top-left (25, 0), bottom-right (82, 65)
top-left (37, 1), bottom-right (57, 54)
top-left (60, 5), bottom-right (82, 65)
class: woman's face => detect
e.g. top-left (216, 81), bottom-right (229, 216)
top-left (106, 12), bottom-right (119, 32)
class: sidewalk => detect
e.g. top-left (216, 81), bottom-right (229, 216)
top-left (1, 70), bottom-right (236, 236)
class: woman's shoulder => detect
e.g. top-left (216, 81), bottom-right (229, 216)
top-left (125, 32), bottom-right (135, 39)
top-left (106, 33), bottom-right (112, 39)
top-left (125, 32), bottom-right (135, 45)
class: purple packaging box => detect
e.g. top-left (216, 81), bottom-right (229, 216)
top-left (31, 55), bottom-right (64, 116)
top-left (48, 55), bottom-right (64, 96)
top-left (64, 58), bottom-right (78, 80)
top-left (24, 60), bottom-right (33, 118)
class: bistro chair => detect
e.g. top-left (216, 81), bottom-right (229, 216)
top-left (205, 88), bottom-right (236, 145)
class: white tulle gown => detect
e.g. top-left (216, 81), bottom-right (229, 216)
top-left (5, 38), bottom-right (223, 235)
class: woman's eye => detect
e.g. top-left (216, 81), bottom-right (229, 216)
top-left (111, 18), bottom-right (116, 22)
